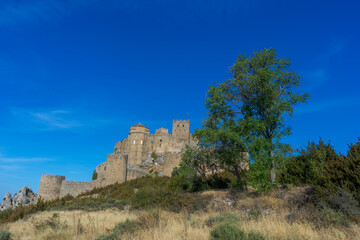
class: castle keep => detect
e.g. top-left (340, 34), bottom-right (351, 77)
top-left (38, 120), bottom-right (194, 201)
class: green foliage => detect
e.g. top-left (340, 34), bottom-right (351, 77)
top-left (96, 219), bottom-right (139, 240)
top-left (325, 189), bottom-right (360, 218)
top-left (0, 230), bottom-right (11, 240)
top-left (205, 213), bottom-right (241, 227)
top-left (279, 139), bottom-right (339, 186)
top-left (196, 48), bottom-right (309, 189)
top-left (151, 152), bottom-right (158, 160)
top-left (210, 223), bottom-right (246, 240)
top-left (173, 145), bottom-right (220, 191)
top-left (279, 138), bottom-right (360, 204)
top-left (209, 222), bottom-right (268, 240)
top-left (92, 170), bottom-right (98, 180)
top-left (246, 231), bottom-right (267, 240)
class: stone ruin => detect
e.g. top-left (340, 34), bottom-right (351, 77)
top-left (37, 120), bottom-right (196, 201)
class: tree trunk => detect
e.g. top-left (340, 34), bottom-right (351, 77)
top-left (270, 150), bottom-right (276, 183)
top-left (234, 168), bottom-right (247, 191)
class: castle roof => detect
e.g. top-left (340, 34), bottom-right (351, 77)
top-left (132, 123), bottom-right (149, 129)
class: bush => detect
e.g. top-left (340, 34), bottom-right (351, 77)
top-left (205, 213), bottom-right (241, 227)
top-left (92, 170), bottom-right (98, 180)
top-left (246, 231), bottom-right (267, 240)
top-left (325, 189), bottom-right (360, 218)
top-left (210, 223), bottom-right (245, 240)
top-left (96, 219), bottom-right (139, 240)
top-left (279, 138), bottom-right (360, 205)
top-left (0, 230), bottom-right (11, 240)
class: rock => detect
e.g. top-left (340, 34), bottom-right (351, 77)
top-left (154, 155), bottom-right (164, 165)
top-left (12, 186), bottom-right (37, 208)
top-left (0, 193), bottom-right (12, 211)
top-left (140, 155), bottom-right (154, 168)
top-left (0, 186), bottom-right (37, 211)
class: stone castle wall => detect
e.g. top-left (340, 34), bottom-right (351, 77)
top-left (103, 153), bottom-right (128, 185)
top-left (59, 179), bottom-right (104, 198)
top-left (38, 175), bottom-right (65, 201)
top-left (38, 120), bottom-right (192, 201)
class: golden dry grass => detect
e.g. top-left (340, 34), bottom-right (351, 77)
top-left (1, 189), bottom-right (360, 240)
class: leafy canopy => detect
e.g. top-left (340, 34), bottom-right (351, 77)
top-left (196, 48), bottom-right (309, 185)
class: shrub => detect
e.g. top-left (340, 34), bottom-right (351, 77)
top-left (0, 230), bottom-right (11, 240)
top-left (325, 189), bottom-right (360, 218)
top-left (92, 170), bottom-right (98, 180)
top-left (151, 152), bottom-right (158, 160)
top-left (205, 213), bottom-right (241, 227)
top-left (210, 223), bottom-right (245, 240)
top-left (247, 209), bottom-right (262, 220)
top-left (279, 138), bottom-right (360, 205)
top-left (246, 231), bottom-right (267, 240)
top-left (96, 219), bottom-right (139, 240)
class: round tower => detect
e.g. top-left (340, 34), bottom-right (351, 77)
top-left (127, 123), bottom-right (150, 165)
top-left (38, 174), bottom-right (65, 201)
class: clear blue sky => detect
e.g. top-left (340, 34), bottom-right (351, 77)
top-left (0, 0), bottom-right (359, 197)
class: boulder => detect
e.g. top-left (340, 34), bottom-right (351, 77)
top-left (0, 186), bottom-right (37, 211)
top-left (0, 193), bottom-right (12, 211)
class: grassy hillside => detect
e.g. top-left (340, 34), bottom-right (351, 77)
top-left (0, 176), bottom-right (359, 240)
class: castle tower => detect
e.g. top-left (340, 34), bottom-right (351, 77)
top-left (172, 120), bottom-right (190, 140)
top-left (38, 174), bottom-right (65, 201)
top-left (127, 123), bottom-right (150, 165)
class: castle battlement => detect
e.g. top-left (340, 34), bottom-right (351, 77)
top-left (38, 120), bottom-right (194, 201)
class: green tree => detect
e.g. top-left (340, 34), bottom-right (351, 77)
top-left (197, 48), bottom-right (309, 185)
top-left (92, 170), bottom-right (98, 180)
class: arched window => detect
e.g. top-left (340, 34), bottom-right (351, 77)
top-left (141, 140), bottom-right (143, 144)
top-left (133, 140), bottom-right (135, 144)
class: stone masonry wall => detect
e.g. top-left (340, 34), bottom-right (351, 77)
top-left (104, 153), bottom-right (128, 185)
top-left (59, 179), bottom-right (104, 198)
top-left (95, 162), bottom-right (107, 180)
top-left (38, 175), bottom-right (65, 201)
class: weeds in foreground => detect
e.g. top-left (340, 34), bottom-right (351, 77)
top-left (0, 230), bottom-right (11, 240)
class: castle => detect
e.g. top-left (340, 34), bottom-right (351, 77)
top-left (38, 120), bottom-right (195, 201)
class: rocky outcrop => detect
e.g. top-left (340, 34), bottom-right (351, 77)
top-left (0, 193), bottom-right (12, 211)
top-left (0, 186), bottom-right (37, 211)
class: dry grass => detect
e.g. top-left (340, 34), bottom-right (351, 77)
top-left (1, 189), bottom-right (360, 240)
top-left (0, 209), bottom-right (136, 240)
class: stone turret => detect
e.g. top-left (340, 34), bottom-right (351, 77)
top-left (127, 123), bottom-right (150, 165)
top-left (172, 120), bottom-right (190, 140)
top-left (38, 174), bottom-right (65, 201)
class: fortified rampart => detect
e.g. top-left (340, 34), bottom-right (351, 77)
top-left (38, 175), bottom-right (65, 201)
top-left (38, 120), bottom-right (193, 201)
top-left (59, 179), bottom-right (105, 198)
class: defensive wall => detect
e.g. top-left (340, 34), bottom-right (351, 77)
top-left (38, 120), bottom-right (192, 201)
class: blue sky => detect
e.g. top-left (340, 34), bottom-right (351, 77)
top-left (0, 0), bottom-right (359, 197)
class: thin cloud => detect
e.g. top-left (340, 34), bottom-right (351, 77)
top-left (0, 156), bottom-right (53, 163)
top-left (303, 69), bottom-right (328, 90)
top-left (0, 165), bottom-right (23, 171)
top-left (0, 0), bottom-right (98, 27)
top-left (295, 96), bottom-right (360, 114)
top-left (10, 108), bottom-right (82, 130)
top-left (302, 40), bottom-right (346, 90)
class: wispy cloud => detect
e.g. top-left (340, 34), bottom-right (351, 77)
top-left (302, 69), bottom-right (328, 90)
top-left (295, 96), bottom-right (360, 114)
top-left (0, 165), bottom-right (23, 171)
top-left (10, 108), bottom-right (82, 130)
top-left (0, 155), bottom-right (53, 163)
top-left (302, 39), bottom-right (346, 91)
top-left (0, 0), bottom-right (97, 27)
